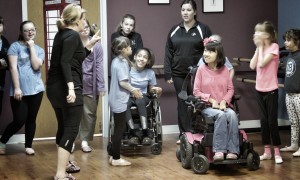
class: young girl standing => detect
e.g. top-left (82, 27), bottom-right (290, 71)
top-left (249, 21), bottom-right (283, 164)
top-left (280, 29), bottom-right (300, 156)
top-left (109, 36), bottom-right (142, 166)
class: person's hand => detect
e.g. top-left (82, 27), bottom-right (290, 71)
top-left (90, 30), bottom-right (101, 46)
top-left (253, 34), bottom-right (263, 47)
top-left (99, 91), bottom-right (105, 97)
top-left (14, 88), bottom-right (23, 101)
top-left (219, 100), bottom-right (227, 111)
top-left (26, 39), bottom-right (35, 48)
top-left (167, 78), bottom-right (173, 84)
top-left (151, 87), bottom-right (162, 97)
top-left (66, 89), bottom-right (76, 103)
top-left (211, 101), bottom-right (219, 109)
top-left (0, 59), bottom-right (7, 69)
top-left (132, 88), bottom-right (143, 99)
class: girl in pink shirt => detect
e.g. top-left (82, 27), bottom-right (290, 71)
top-left (249, 21), bottom-right (282, 164)
top-left (193, 39), bottom-right (239, 161)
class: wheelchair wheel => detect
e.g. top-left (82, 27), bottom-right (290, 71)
top-left (180, 134), bottom-right (193, 169)
top-left (107, 110), bottom-right (114, 155)
top-left (191, 155), bottom-right (209, 174)
top-left (151, 143), bottom-right (162, 155)
top-left (176, 148), bottom-right (181, 162)
top-left (154, 106), bottom-right (163, 145)
top-left (247, 151), bottom-right (260, 171)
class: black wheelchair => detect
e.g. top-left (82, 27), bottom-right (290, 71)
top-left (107, 92), bottom-right (163, 155)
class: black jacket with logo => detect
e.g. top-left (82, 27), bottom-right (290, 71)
top-left (164, 21), bottom-right (212, 80)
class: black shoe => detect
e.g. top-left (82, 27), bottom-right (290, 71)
top-left (129, 137), bottom-right (140, 145)
top-left (142, 137), bottom-right (152, 145)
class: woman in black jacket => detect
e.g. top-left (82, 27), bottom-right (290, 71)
top-left (164, 0), bottom-right (212, 144)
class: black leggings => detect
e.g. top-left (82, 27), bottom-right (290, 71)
top-left (53, 105), bottom-right (83, 153)
top-left (0, 92), bottom-right (43, 148)
top-left (172, 76), bottom-right (192, 134)
top-left (256, 89), bottom-right (281, 146)
top-left (0, 90), bottom-right (3, 117)
top-left (112, 111), bottom-right (127, 159)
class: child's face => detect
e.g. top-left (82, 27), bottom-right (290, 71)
top-left (120, 18), bottom-right (134, 35)
top-left (134, 50), bottom-right (149, 69)
top-left (122, 45), bottom-right (132, 57)
top-left (284, 38), bottom-right (298, 52)
top-left (203, 48), bottom-right (217, 65)
top-left (254, 31), bottom-right (269, 40)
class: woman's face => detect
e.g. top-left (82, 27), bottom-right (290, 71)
top-left (22, 22), bottom-right (36, 41)
top-left (77, 13), bottom-right (86, 32)
top-left (120, 18), bottom-right (135, 35)
top-left (135, 50), bottom-right (149, 69)
top-left (80, 22), bottom-right (90, 37)
top-left (181, 3), bottom-right (196, 23)
top-left (203, 48), bottom-right (217, 65)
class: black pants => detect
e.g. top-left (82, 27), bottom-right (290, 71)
top-left (53, 105), bottom-right (83, 153)
top-left (172, 76), bottom-right (192, 134)
top-left (0, 92), bottom-right (43, 148)
top-left (256, 89), bottom-right (281, 146)
top-left (127, 95), bottom-right (150, 119)
top-left (0, 90), bottom-right (3, 117)
top-left (112, 111), bottom-right (127, 159)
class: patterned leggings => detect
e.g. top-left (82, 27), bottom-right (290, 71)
top-left (286, 93), bottom-right (300, 145)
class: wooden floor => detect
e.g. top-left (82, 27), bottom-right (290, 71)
top-left (0, 130), bottom-right (300, 180)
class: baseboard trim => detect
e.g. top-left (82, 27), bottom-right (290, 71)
top-left (1, 119), bottom-right (290, 143)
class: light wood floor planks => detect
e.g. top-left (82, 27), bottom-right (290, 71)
top-left (0, 130), bottom-right (300, 179)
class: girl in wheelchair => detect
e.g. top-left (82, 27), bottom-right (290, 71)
top-left (193, 39), bottom-right (239, 161)
top-left (127, 48), bottom-right (162, 145)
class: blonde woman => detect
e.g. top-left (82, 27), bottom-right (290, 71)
top-left (46, 4), bottom-right (100, 179)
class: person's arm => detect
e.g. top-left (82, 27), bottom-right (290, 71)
top-left (119, 80), bottom-right (142, 99)
top-left (95, 43), bottom-right (105, 96)
top-left (8, 55), bottom-right (22, 100)
top-left (224, 57), bottom-right (235, 79)
top-left (164, 29), bottom-right (174, 83)
top-left (250, 49), bottom-right (258, 70)
top-left (193, 67), bottom-right (211, 102)
top-left (27, 40), bottom-right (43, 70)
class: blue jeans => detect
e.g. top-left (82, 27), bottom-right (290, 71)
top-left (201, 108), bottom-right (239, 154)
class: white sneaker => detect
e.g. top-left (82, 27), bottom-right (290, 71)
top-left (275, 155), bottom-right (283, 164)
top-left (292, 148), bottom-right (300, 157)
top-left (176, 140), bottom-right (180, 145)
top-left (280, 145), bottom-right (298, 152)
top-left (0, 143), bottom-right (6, 155)
top-left (111, 158), bottom-right (131, 166)
top-left (25, 148), bottom-right (35, 155)
top-left (260, 153), bottom-right (272, 161)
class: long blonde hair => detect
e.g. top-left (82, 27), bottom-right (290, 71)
top-left (57, 3), bottom-right (86, 30)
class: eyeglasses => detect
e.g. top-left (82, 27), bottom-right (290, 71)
top-left (23, 28), bottom-right (36, 33)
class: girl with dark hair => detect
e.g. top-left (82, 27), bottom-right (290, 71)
top-left (126, 48), bottom-right (162, 145)
top-left (164, 0), bottom-right (212, 144)
top-left (193, 39), bottom-right (239, 161)
top-left (0, 20), bottom-right (44, 156)
top-left (109, 36), bottom-right (143, 166)
top-left (280, 29), bottom-right (300, 156)
top-left (111, 14), bottom-right (143, 61)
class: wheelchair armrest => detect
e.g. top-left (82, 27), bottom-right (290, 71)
top-left (233, 94), bottom-right (241, 101)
